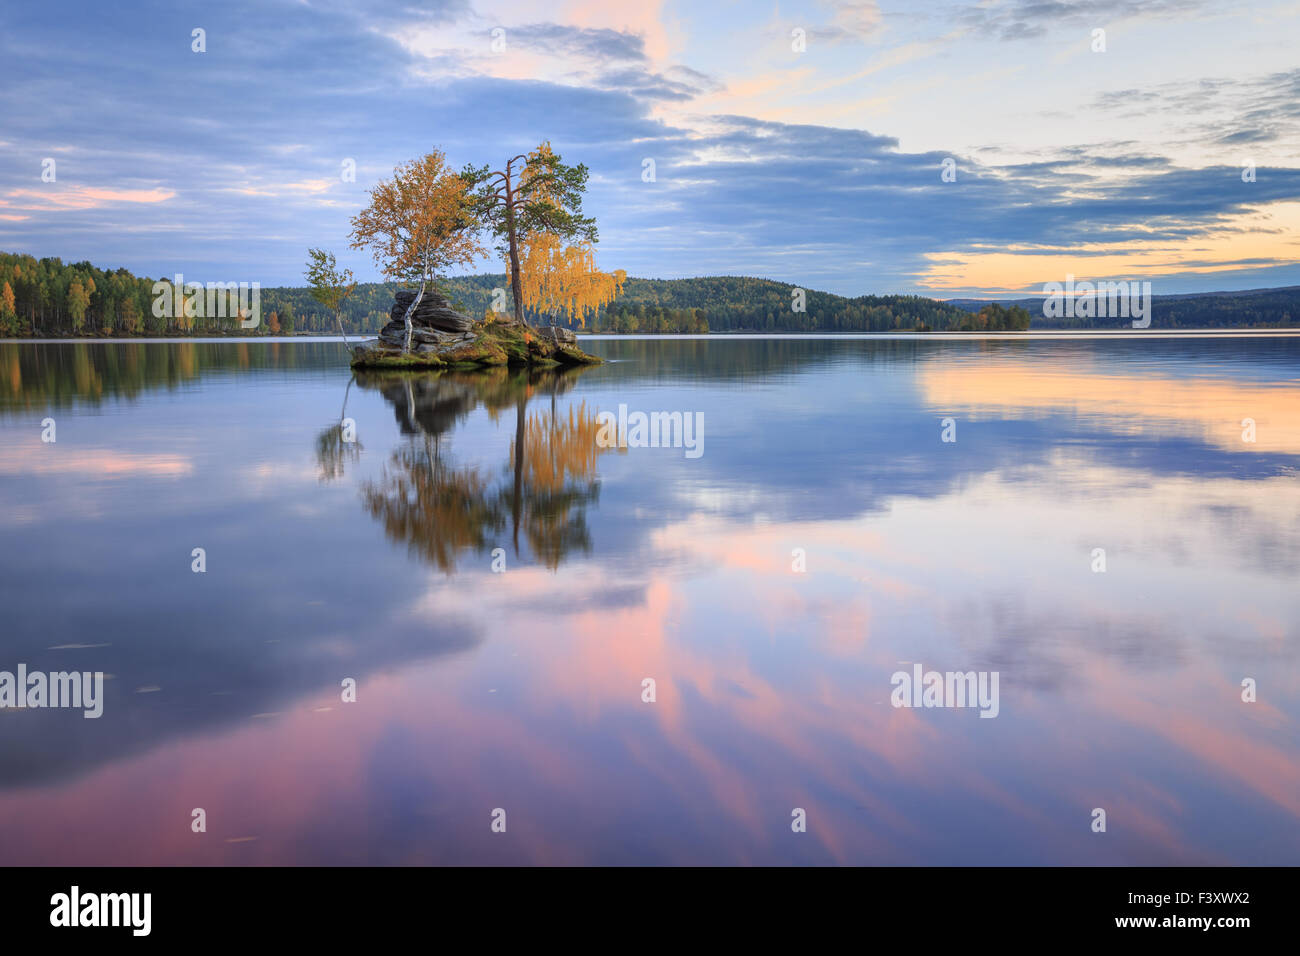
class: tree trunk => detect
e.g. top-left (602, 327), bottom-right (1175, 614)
top-left (504, 197), bottom-right (528, 327)
top-left (502, 162), bottom-right (529, 328)
top-left (334, 310), bottom-right (351, 351)
top-left (402, 281), bottom-right (425, 353)
top-left (508, 232), bottom-right (526, 327)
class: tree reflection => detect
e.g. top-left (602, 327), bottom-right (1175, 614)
top-left (315, 376), bottom-right (362, 482)
top-left (354, 366), bottom-right (606, 572)
top-left (363, 434), bottom-right (502, 570)
top-left (509, 395), bottom-right (605, 567)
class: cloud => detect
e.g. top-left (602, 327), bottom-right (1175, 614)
top-left (811, 0), bottom-right (884, 41)
top-left (501, 23), bottom-right (648, 63)
top-left (4, 186), bottom-right (175, 211)
top-left (1090, 68), bottom-right (1300, 148)
top-left (958, 0), bottom-right (1213, 41)
top-left (593, 66), bottom-right (721, 101)
top-left (0, 0), bottom-right (1296, 295)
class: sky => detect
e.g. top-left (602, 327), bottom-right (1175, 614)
top-left (1, 0), bottom-right (1298, 297)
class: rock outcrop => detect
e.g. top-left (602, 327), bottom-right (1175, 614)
top-left (351, 291), bottom-right (600, 369)
top-left (539, 326), bottom-right (577, 344)
top-left (378, 289), bottom-right (474, 347)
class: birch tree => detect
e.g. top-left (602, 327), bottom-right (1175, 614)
top-left (349, 150), bottom-right (485, 351)
top-left (517, 235), bottom-right (625, 331)
top-left (304, 248), bottom-right (358, 346)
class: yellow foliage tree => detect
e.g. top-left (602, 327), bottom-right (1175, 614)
top-left (119, 294), bottom-right (141, 333)
top-left (350, 150), bottom-right (485, 350)
top-left (516, 233), bottom-right (625, 329)
top-left (67, 277), bottom-right (93, 332)
top-left (469, 140), bottom-right (598, 327)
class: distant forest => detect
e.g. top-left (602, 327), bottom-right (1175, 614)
top-left (948, 287), bottom-right (1300, 329)
top-left (2, 252), bottom-right (1297, 336)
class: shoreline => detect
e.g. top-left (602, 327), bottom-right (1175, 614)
top-left (7, 328), bottom-right (1300, 345)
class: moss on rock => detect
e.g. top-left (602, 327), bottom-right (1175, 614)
top-left (351, 321), bottom-right (600, 370)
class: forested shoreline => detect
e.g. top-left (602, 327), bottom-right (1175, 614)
top-left (2, 251), bottom-right (1295, 337)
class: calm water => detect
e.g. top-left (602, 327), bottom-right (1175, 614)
top-left (0, 335), bottom-right (1297, 865)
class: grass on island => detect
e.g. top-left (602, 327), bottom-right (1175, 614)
top-left (350, 319), bottom-right (602, 370)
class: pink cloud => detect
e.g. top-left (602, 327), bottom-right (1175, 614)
top-left (4, 185), bottom-right (175, 211)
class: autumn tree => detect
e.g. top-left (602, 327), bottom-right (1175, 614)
top-left (518, 234), bottom-right (625, 331)
top-left (0, 282), bottom-right (15, 334)
top-left (304, 248), bottom-right (358, 345)
top-left (119, 293), bottom-right (141, 333)
top-left (464, 141), bottom-right (596, 326)
top-left (67, 277), bottom-right (92, 333)
top-left (350, 150), bottom-right (485, 351)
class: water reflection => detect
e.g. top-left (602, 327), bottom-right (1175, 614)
top-left (0, 339), bottom-right (352, 412)
top-left (0, 337), bottom-right (1297, 864)
top-left (352, 367), bottom-right (606, 572)
top-left (315, 378), bottom-right (362, 482)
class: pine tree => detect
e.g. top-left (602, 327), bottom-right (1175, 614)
top-left (464, 142), bottom-right (597, 326)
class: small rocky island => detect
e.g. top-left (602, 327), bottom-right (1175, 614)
top-left (350, 289), bottom-right (600, 369)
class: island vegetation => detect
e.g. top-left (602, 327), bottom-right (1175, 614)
top-left (339, 142), bottom-right (619, 367)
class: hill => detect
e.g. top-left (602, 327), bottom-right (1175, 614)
top-left (3, 252), bottom-right (1298, 335)
top-left (257, 274), bottom-right (975, 334)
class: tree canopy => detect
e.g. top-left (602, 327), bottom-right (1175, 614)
top-left (348, 150), bottom-right (485, 289)
top-left (517, 235), bottom-right (626, 329)
top-left (463, 141), bottom-right (598, 325)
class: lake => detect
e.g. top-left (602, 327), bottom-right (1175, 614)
top-left (0, 334), bottom-right (1297, 865)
